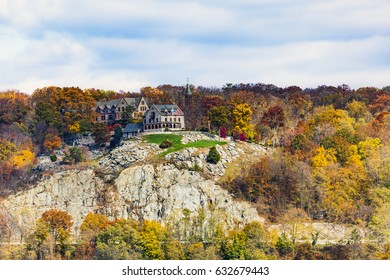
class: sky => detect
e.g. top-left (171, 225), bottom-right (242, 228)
top-left (1, 0), bottom-right (390, 93)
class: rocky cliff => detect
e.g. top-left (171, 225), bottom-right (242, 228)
top-left (0, 133), bottom-right (266, 241)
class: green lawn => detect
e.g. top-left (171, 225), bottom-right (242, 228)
top-left (143, 133), bottom-right (227, 157)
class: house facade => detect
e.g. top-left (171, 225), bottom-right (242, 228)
top-left (143, 104), bottom-right (185, 132)
top-left (95, 97), bottom-right (149, 124)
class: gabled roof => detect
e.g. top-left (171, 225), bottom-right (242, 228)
top-left (96, 99), bottom-right (121, 109)
top-left (123, 97), bottom-right (141, 107)
top-left (95, 96), bottom-right (151, 110)
top-left (153, 104), bottom-right (184, 116)
top-left (123, 123), bottom-right (143, 133)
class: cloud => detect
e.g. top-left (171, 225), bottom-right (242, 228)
top-left (1, 0), bottom-right (390, 93)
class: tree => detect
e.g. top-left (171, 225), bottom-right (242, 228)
top-left (43, 127), bottom-right (62, 152)
top-left (63, 147), bottom-right (84, 164)
top-left (232, 103), bottom-right (255, 140)
top-left (0, 90), bottom-right (33, 125)
top-left (91, 123), bottom-right (111, 146)
top-left (208, 106), bottom-right (230, 131)
top-left (262, 104), bottom-right (286, 130)
top-left (140, 87), bottom-right (164, 104)
top-left (206, 146), bottom-right (220, 164)
top-left (80, 212), bottom-right (109, 235)
top-left (110, 125), bottom-right (123, 147)
top-left (346, 100), bottom-right (371, 121)
top-left (32, 86), bottom-right (96, 135)
top-left (288, 91), bottom-right (313, 119)
top-left (140, 220), bottom-right (167, 260)
top-left (369, 94), bottom-right (390, 114)
top-left (242, 222), bottom-right (268, 259)
top-left (369, 188), bottom-right (390, 243)
top-left (32, 210), bottom-right (74, 259)
top-left (121, 105), bottom-right (135, 124)
top-left (94, 219), bottom-right (143, 260)
top-left (279, 208), bottom-right (311, 245)
top-left (261, 105), bottom-right (285, 146)
top-left (221, 229), bottom-right (247, 260)
top-left (311, 147), bottom-right (337, 168)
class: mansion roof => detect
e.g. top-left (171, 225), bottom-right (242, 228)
top-left (153, 104), bottom-right (184, 116)
top-left (95, 97), bottom-right (148, 110)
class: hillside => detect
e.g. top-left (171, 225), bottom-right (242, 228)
top-left (0, 132), bottom-right (265, 242)
top-left (1, 132), bottom-right (379, 260)
top-left (1, 84), bottom-right (390, 260)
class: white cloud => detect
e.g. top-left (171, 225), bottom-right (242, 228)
top-left (1, 0), bottom-right (390, 93)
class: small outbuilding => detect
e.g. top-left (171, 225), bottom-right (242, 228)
top-left (123, 123), bottom-right (143, 138)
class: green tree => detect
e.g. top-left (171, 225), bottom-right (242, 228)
top-left (276, 233), bottom-right (294, 257)
top-left (110, 125), bottom-right (123, 147)
top-left (94, 219), bottom-right (143, 260)
top-left (63, 147), bottom-right (84, 164)
top-left (222, 229), bottom-right (247, 260)
top-left (206, 146), bottom-right (220, 164)
top-left (208, 105), bottom-right (230, 131)
top-left (121, 105), bottom-right (135, 124)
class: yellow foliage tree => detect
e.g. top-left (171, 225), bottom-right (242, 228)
top-left (68, 122), bottom-right (81, 133)
top-left (346, 145), bottom-right (364, 168)
top-left (310, 105), bottom-right (355, 132)
top-left (9, 150), bottom-right (35, 169)
top-left (357, 137), bottom-right (382, 160)
top-left (232, 103), bottom-right (256, 139)
top-left (311, 147), bottom-right (336, 168)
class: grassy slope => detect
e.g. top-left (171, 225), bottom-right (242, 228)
top-left (143, 133), bottom-right (227, 157)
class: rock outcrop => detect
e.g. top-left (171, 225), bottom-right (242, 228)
top-left (0, 134), bottom-right (265, 241)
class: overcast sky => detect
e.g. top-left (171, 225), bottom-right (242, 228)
top-left (1, 0), bottom-right (390, 93)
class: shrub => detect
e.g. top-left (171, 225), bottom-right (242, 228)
top-left (63, 147), bottom-right (84, 164)
top-left (206, 146), bottom-right (220, 164)
top-left (159, 140), bottom-right (172, 149)
top-left (189, 163), bottom-right (203, 172)
top-left (220, 127), bottom-right (227, 138)
top-left (50, 154), bottom-right (57, 162)
top-left (239, 132), bottom-right (246, 141)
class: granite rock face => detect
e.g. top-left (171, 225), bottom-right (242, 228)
top-left (1, 158), bottom-right (263, 241)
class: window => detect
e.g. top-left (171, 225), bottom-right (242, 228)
top-left (156, 118), bottom-right (159, 122)
top-left (101, 115), bottom-right (106, 121)
top-left (174, 118), bottom-right (176, 122)
top-left (141, 100), bottom-right (145, 105)
top-left (170, 118), bottom-right (172, 121)
top-left (165, 118), bottom-right (167, 122)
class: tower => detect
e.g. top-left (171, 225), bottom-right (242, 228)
top-left (185, 78), bottom-right (192, 96)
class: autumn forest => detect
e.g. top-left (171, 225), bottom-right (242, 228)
top-left (0, 83), bottom-right (390, 260)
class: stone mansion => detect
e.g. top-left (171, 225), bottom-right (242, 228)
top-left (94, 97), bottom-right (185, 134)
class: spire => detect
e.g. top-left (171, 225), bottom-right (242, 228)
top-left (185, 78), bottom-right (192, 96)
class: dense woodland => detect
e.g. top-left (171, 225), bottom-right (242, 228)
top-left (0, 83), bottom-right (390, 259)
